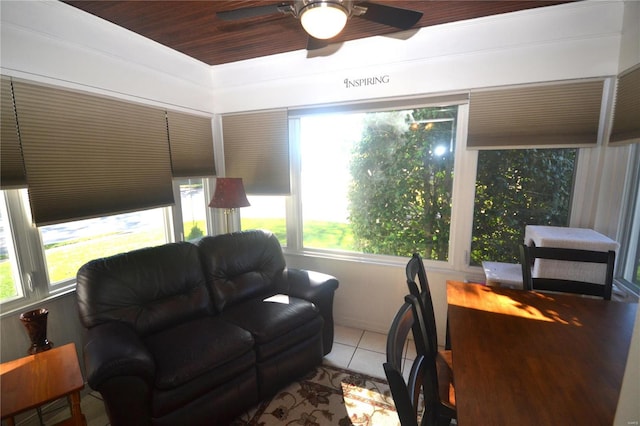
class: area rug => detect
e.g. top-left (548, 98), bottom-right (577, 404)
top-left (230, 364), bottom-right (400, 425)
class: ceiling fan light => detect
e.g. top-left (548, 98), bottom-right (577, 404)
top-left (300, 3), bottom-right (348, 40)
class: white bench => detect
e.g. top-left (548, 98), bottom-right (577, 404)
top-left (482, 261), bottom-right (523, 289)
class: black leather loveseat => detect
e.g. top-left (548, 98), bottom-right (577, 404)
top-left (76, 229), bottom-right (338, 426)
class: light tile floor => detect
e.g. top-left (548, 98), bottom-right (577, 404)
top-left (9, 325), bottom-right (395, 426)
top-left (325, 325), bottom-right (391, 379)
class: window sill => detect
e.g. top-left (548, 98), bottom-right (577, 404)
top-left (282, 247), bottom-right (486, 280)
top-left (0, 285), bottom-right (77, 319)
top-left (614, 279), bottom-right (640, 301)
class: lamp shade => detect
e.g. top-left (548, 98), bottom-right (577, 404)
top-left (300, 2), bottom-right (348, 40)
top-left (209, 177), bottom-right (250, 209)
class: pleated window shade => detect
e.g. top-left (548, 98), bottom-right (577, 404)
top-left (1, 77), bottom-right (27, 189)
top-left (468, 80), bottom-right (604, 148)
top-left (167, 110), bottom-right (216, 177)
top-left (12, 80), bottom-right (174, 226)
top-left (222, 110), bottom-right (290, 195)
top-left (610, 64), bottom-right (640, 145)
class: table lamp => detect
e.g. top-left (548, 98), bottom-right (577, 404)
top-left (208, 177), bottom-right (250, 233)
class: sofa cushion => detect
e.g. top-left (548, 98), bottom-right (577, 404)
top-left (77, 242), bottom-right (212, 336)
top-left (196, 230), bottom-right (286, 311)
top-left (144, 316), bottom-right (255, 390)
top-left (256, 333), bottom-right (324, 398)
top-left (221, 295), bottom-right (323, 359)
top-left (152, 367), bottom-right (258, 423)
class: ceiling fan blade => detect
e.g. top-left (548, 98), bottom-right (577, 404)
top-left (307, 36), bottom-right (330, 51)
top-left (358, 2), bottom-right (423, 30)
top-left (216, 3), bottom-right (287, 21)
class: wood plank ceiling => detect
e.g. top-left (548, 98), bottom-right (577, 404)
top-left (63, 1), bottom-right (573, 66)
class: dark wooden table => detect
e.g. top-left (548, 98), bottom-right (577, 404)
top-left (447, 280), bottom-right (637, 426)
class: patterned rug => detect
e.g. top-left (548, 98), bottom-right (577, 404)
top-left (230, 364), bottom-right (400, 425)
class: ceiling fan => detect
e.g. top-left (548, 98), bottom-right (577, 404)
top-left (217, 0), bottom-right (423, 50)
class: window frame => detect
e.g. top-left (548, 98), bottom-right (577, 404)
top-left (172, 177), bottom-right (215, 242)
top-left (0, 178), bottom-right (215, 317)
top-left (1, 189), bottom-right (50, 314)
top-left (279, 95), bottom-right (621, 280)
top-left (615, 143), bottom-right (640, 295)
top-left (286, 97), bottom-right (469, 267)
top-left (0, 191), bottom-right (25, 305)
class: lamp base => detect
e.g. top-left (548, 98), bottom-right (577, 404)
top-left (224, 208), bottom-right (236, 234)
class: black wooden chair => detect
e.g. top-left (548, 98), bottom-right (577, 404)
top-left (384, 294), bottom-right (456, 426)
top-left (406, 253), bottom-right (452, 353)
top-left (519, 244), bottom-right (615, 300)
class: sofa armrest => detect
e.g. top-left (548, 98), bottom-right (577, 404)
top-left (83, 322), bottom-right (155, 390)
top-left (275, 268), bottom-right (339, 354)
top-left (276, 268), bottom-right (338, 300)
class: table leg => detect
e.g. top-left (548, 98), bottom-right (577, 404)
top-left (68, 392), bottom-right (86, 426)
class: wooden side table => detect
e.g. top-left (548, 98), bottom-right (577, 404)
top-left (1, 343), bottom-right (86, 426)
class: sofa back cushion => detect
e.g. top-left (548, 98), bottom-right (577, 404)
top-left (77, 242), bottom-right (212, 336)
top-left (196, 230), bottom-right (286, 312)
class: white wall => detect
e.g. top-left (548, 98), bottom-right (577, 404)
top-left (286, 253), bottom-right (474, 336)
top-left (0, 0), bottom-right (214, 113)
top-left (595, 0), bottom-right (640, 247)
top-left (211, 1), bottom-right (623, 113)
top-left (0, 292), bottom-right (85, 371)
top-left (618, 0), bottom-right (640, 72)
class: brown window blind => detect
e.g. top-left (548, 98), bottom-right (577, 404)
top-left (468, 80), bottom-right (604, 148)
top-left (1, 76), bottom-right (26, 189)
top-left (167, 110), bottom-right (216, 177)
top-left (610, 64), bottom-right (640, 145)
top-left (12, 80), bottom-right (174, 226)
top-left (222, 110), bottom-right (290, 195)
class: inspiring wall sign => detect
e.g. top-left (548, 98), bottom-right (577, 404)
top-left (343, 75), bottom-right (390, 89)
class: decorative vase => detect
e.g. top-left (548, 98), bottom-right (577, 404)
top-left (19, 308), bottom-right (53, 354)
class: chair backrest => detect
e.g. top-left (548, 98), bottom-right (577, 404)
top-left (405, 253), bottom-right (438, 355)
top-left (406, 253), bottom-right (429, 294)
top-left (384, 294), bottom-right (440, 426)
top-left (519, 244), bottom-right (615, 300)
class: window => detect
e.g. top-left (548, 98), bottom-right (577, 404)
top-left (0, 76), bottom-right (214, 311)
top-left (298, 105), bottom-right (459, 259)
top-left (178, 178), bottom-right (208, 241)
top-left (618, 145), bottom-right (640, 292)
top-left (40, 206), bottom-right (170, 285)
top-left (471, 148), bottom-right (578, 265)
top-left (1, 187), bottom-right (176, 312)
top-left (300, 114), bottom-right (358, 253)
top-left (241, 196), bottom-right (287, 246)
top-left (0, 195), bottom-right (22, 303)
